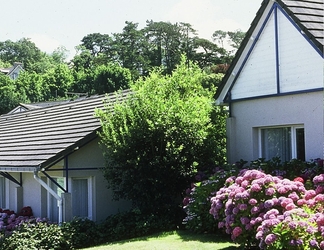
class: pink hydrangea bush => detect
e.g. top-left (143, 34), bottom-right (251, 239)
top-left (210, 169), bottom-right (324, 249)
top-left (258, 174), bottom-right (324, 249)
top-left (209, 169), bottom-right (307, 248)
top-left (0, 207), bottom-right (51, 236)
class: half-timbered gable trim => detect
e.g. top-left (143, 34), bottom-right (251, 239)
top-left (216, 0), bottom-right (324, 105)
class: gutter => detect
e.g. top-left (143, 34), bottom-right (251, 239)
top-left (33, 168), bottom-right (63, 224)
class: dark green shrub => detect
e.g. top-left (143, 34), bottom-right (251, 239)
top-left (183, 165), bottom-right (240, 233)
top-left (61, 217), bottom-right (98, 248)
top-left (97, 208), bottom-right (179, 243)
top-left (0, 222), bottom-right (71, 250)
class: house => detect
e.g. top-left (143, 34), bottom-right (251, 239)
top-left (0, 90), bottom-right (131, 223)
top-left (0, 62), bottom-right (24, 80)
top-left (215, 0), bottom-right (323, 164)
top-left (8, 96), bottom-right (89, 114)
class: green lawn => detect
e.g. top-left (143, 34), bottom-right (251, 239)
top-left (83, 230), bottom-right (240, 250)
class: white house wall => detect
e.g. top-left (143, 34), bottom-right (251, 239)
top-left (230, 4), bottom-right (323, 101)
top-left (227, 91), bottom-right (323, 163)
top-left (7, 173), bottom-right (45, 217)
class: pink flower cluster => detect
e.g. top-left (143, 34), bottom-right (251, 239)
top-left (0, 208), bottom-right (51, 236)
top-left (210, 169), bottom-right (324, 249)
top-left (258, 209), bottom-right (324, 249)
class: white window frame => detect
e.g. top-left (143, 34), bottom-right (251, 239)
top-left (258, 125), bottom-right (304, 161)
top-left (70, 177), bottom-right (93, 220)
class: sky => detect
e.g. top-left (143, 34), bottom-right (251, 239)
top-left (0, 0), bottom-right (263, 60)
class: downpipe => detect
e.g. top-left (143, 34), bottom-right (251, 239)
top-left (33, 168), bottom-right (63, 224)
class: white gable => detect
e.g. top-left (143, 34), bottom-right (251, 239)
top-left (278, 10), bottom-right (323, 92)
top-left (231, 11), bottom-right (277, 99)
top-left (229, 4), bottom-right (323, 101)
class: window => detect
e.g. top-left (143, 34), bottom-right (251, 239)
top-left (72, 178), bottom-right (92, 219)
top-left (0, 177), bottom-right (5, 208)
top-left (260, 126), bottom-right (305, 162)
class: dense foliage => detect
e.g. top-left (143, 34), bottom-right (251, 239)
top-left (96, 57), bottom-right (227, 216)
top-left (0, 22), bottom-right (243, 114)
top-left (0, 211), bottom-right (180, 249)
top-left (183, 158), bottom-right (324, 249)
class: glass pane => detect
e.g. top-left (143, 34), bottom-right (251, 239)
top-left (0, 177), bottom-right (5, 208)
top-left (72, 179), bottom-right (88, 218)
top-left (296, 128), bottom-right (305, 161)
top-left (261, 127), bottom-right (291, 162)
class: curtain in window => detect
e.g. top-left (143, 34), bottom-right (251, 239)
top-left (72, 179), bottom-right (88, 218)
top-left (261, 127), bottom-right (291, 162)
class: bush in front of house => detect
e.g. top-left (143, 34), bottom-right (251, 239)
top-left (61, 217), bottom-right (98, 249)
top-left (0, 222), bottom-right (71, 250)
top-left (96, 208), bottom-right (180, 243)
top-left (209, 168), bottom-right (324, 249)
top-left (0, 209), bottom-right (181, 249)
top-left (182, 158), bottom-right (323, 235)
top-left (182, 164), bottom-right (241, 233)
top-left (256, 174), bottom-right (324, 249)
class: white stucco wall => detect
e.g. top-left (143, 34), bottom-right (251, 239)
top-left (227, 91), bottom-right (323, 163)
top-left (6, 173), bottom-right (45, 217)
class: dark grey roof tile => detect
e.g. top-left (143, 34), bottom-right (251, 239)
top-left (0, 89), bottom-right (131, 170)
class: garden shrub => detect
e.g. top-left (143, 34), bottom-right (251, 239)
top-left (209, 168), bottom-right (324, 249)
top-left (61, 217), bottom-right (98, 249)
top-left (0, 222), bottom-right (71, 250)
top-left (183, 165), bottom-right (240, 233)
top-left (257, 174), bottom-right (324, 249)
top-left (97, 208), bottom-right (179, 243)
top-left (183, 158), bottom-right (324, 236)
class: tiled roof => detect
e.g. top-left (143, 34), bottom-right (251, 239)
top-left (280, 0), bottom-right (324, 48)
top-left (215, 0), bottom-right (323, 101)
top-left (0, 89), bottom-right (131, 171)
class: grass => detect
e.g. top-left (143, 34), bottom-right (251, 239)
top-left (83, 230), bottom-right (240, 250)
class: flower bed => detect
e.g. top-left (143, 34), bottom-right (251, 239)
top-left (0, 207), bottom-right (51, 236)
top-left (182, 158), bottom-right (324, 249)
top-left (210, 169), bottom-right (324, 249)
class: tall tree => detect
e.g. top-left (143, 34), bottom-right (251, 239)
top-left (93, 63), bottom-right (132, 95)
top-left (227, 29), bottom-right (245, 49)
top-left (16, 71), bottom-right (47, 103)
top-left (0, 74), bottom-right (28, 114)
top-left (191, 37), bottom-right (227, 69)
top-left (212, 30), bottom-right (227, 49)
top-left (42, 63), bottom-right (74, 99)
top-left (0, 38), bottom-right (45, 72)
top-left (96, 56), bottom-right (227, 215)
top-left (81, 33), bottom-right (113, 57)
top-left (145, 21), bottom-right (188, 74)
top-left (113, 21), bottom-right (148, 80)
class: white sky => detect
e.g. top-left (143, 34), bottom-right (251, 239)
top-left (1, 0), bottom-right (262, 59)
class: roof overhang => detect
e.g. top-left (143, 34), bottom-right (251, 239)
top-left (0, 167), bottom-right (37, 172)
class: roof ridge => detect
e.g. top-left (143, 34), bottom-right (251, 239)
top-left (1, 89), bottom-right (131, 118)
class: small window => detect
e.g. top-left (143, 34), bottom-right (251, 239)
top-left (260, 126), bottom-right (305, 162)
top-left (295, 128), bottom-right (305, 161)
top-left (0, 177), bottom-right (5, 208)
